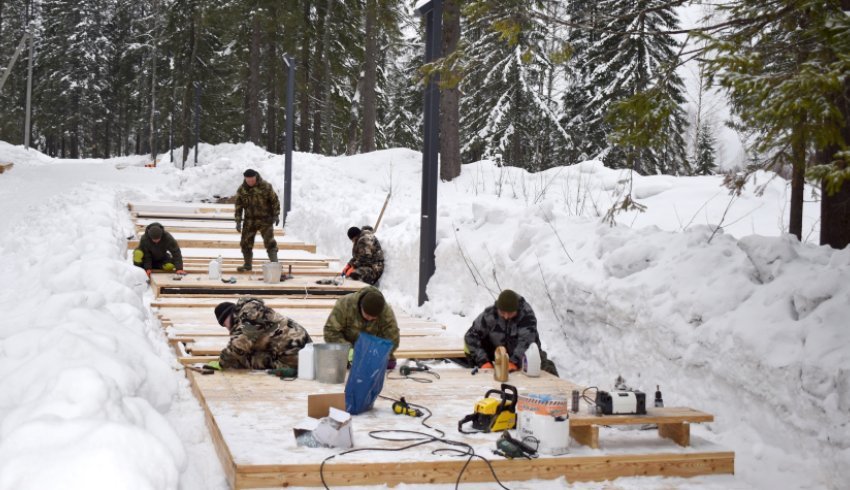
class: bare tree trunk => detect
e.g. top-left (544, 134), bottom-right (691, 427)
top-left (360, 0), bottom-right (377, 153)
top-left (266, 41), bottom-right (278, 153)
top-left (439, 0), bottom-right (461, 181)
top-left (789, 121), bottom-right (806, 240)
top-left (311, 0), bottom-right (329, 154)
top-left (181, 5), bottom-right (198, 165)
top-left (149, 0), bottom-right (159, 163)
top-left (820, 75), bottom-right (850, 249)
top-left (298, 0), bottom-right (311, 151)
top-left (320, 0), bottom-right (334, 154)
top-left (247, 12), bottom-right (261, 144)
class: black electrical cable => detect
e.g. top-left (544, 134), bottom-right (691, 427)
top-left (319, 429), bottom-right (512, 490)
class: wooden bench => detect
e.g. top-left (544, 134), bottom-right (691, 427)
top-left (569, 407), bottom-right (714, 449)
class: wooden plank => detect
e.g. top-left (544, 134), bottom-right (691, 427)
top-left (132, 211), bottom-right (235, 221)
top-left (569, 425), bottom-right (599, 449)
top-left (152, 297), bottom-right (339, 308)
top-left (186, 370), bottom-right (238, 488)
top-left (658, 422), bottom-right (690, 447)
top-left (569, 407), bottom-right (714, 426)
top-left (135, 218), bottom-right (242, 231)
top-left (127, 238), bottom-right (316, 253)
top-left (150, 274), bottom-right (365, 297)
top-left (129, 201), bottom-right (235, 213)
top-left (175, 247), bottom-right (332, 262)
top-left (235, 452), bottom-right (734, 488)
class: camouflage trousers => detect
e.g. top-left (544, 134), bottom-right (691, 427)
top-left (350, 263), bottom-right (383, 286)
top-left (240, 219), bottom-right (278, 260)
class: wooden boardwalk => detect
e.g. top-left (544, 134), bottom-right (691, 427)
top-left (131, 201), bottom-right (734, 488)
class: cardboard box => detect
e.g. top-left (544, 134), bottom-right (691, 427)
top-left (293, 393), bottom-right (353, 449)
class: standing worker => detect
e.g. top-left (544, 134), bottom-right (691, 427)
top-left (342, 225), bottom-right (384, 285)
top-left (465, 289), bottom-right (559, 376)
top-left (234, 168), bottom-right (280, 272)
top-left (133, 222), bottom-right (185, 277)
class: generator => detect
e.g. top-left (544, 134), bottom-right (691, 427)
top-left (595, 390), bottom-right (646, 415)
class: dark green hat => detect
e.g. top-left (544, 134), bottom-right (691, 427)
top-left (496, 289), bottom-right (519, 312)
top-left (148, 224), bottom-right (163, 240)
top-left (361, 290), bottom-right (386, 316)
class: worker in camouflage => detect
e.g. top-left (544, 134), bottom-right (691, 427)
top-left (234, 168), bottom-right (280, 272)
top-left (465, 289), bottom-right (559, 376)
top-left (133, 222), bottom-right (185, 277)
top-left (324, 286), bottom-right (399, 366)
top-left (342, 226), bottom-right (384, 285)
top-left (213, 297), bottom-right (312, 370)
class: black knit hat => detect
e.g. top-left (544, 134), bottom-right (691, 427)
top-left (361, 290), bottom-right (385, 316)
top-left (215, 302), bottom-right (236, 326)
top-left (496, 290), bottom-right (520, 312)
top-left (243, 169), bottom-right (259, 178)
top-left (347, 226), bottom-right (361, 240)
top-left (148, 224), bottom-right (163, 240)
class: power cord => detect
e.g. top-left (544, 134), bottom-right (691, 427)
top-left (319, 429), bottom-right (511, 490)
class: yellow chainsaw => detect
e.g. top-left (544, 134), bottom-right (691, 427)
top-left (458, 383), bottom-right (518, 433)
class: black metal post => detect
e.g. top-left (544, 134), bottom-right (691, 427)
top-left (282, 54), bottom-right (295, 227)
top-left (194, 82), bottom-right (201, 164)
top-left (415, 0), bottom-right (443, 306)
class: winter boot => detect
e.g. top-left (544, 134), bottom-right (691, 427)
top-left (237, 252), bottom-right (253, 272)
top-left (268, 248), bottom-right (278, 263)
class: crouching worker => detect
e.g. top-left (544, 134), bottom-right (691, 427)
top-left (465, 289), bottom-right (558, 376)
top-left (209, 297), bottom-right (312, 370)
top-left (342, 226), bottom-right (384, 285)
top-left (324, 286), bottom-right (399, 369)
top-left (133, 222), bottom-right (185, 277)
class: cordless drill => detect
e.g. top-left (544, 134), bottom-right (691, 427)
top-left (392, 397), bottom-right (423, 417)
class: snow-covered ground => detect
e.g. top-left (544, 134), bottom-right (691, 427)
top-left (0, 141), bottom-right (846, 490)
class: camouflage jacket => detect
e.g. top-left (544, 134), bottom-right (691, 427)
top-left (219, 297), bottom-right (312, 369)
top-left (234, 173), bottom-right (281, 223)
top-left (349, 226), bottom-right (384, 268)
top-left (324, 286), bottom-right (399, 357)
top-left (465, 297), bottom-right (542, 366)
top-left (138, 222), bottom-right (183, 270)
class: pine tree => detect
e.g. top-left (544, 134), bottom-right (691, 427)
top-left (568, 0), bottom-right (689, 175)
top-left (705, 0), bottom-right (850, 242)
top-left (693, 122), bottom-right (717, 175)
top-left (461, 0), bottom-right (570, 171)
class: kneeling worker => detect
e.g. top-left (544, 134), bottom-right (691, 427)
top-left (211, 297), bottom-right (312, 370)
top-left (133, 222), bottom-right (185, 277)
top-left (342, 225), bottom-right (384, 285)
top-left (324, 286), bottom-right (399, 368)
top-left (465, 289), bottom-right (558, 376)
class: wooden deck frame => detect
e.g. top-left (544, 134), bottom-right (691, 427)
top-left (184, 370), bottom-right (734, 489)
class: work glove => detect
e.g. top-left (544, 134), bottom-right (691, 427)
top-left (348, 347), bottom-right (354, 363)
top-left (508, 362), bottom-right (519, 372)
top-left (175, 270), bottom-right (187, 276)
top-left (342, 264), bottom-right (353, 276)
top-left (386, 358), bottom-right (397, 371)
top-left (480, 362), bottom-right (493, 369)
top-left (204, 360), bottom-right (222, 371)
top-left (235, 222), bottom-right (242, 232)
top-left (145, 269), bottom-right (152, 278)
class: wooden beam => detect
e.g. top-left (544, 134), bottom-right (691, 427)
top-left (658, 422), bottom-right (690, 447)
top-left (569, 425), bottom-right (599, 449)
top-left (127, 239), bottom-right (316, 253)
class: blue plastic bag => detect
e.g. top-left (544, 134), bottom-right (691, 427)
top-left (345, 333), bottom-right (393, 415)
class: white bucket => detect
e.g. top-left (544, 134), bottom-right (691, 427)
top-left (262, 262), bottom-right (281, 284)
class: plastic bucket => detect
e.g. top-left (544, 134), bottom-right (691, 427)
top-left (314, 343), bottom-right (349, 384)
top-left (262, 262), bottom-right (281, 284)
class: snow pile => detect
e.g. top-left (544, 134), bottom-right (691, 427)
top-left (0, 145), bottom-right (226, 490)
